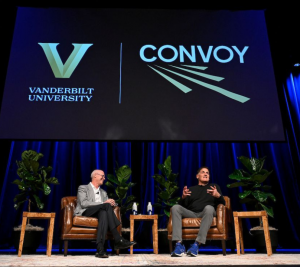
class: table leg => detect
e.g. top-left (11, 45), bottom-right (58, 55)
top-left (47, 217), bottom-right (55, 256)
top-left (152, 219), bottom-right (158, 254)
top-left (130, 218), bottom-right (134, 254)
top-left (239, 218), bottom-right (244, 254)
top-left (46, 220), bottom-right (50, 256)
top-left (18, 214), bottom-right (28, 257)
top-left (262, 215), bottom-right (273, 256)
top-left (234, 216), bottom-right (240, 255)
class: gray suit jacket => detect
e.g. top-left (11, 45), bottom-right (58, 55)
top-left (74, 183), bottom-right (108, 216)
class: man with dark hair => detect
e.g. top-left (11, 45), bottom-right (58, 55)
top-left (170, 166), bottom-right (225, 257)
top-left (74, 169), bottom-right (136, 258)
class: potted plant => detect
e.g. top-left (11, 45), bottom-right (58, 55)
top-left (152, 155), bottom-right (180, 253)
top-left (227, 155), bottom-right (278, 252)
top-left (106, 163), bottom-right (138, 242)
top-left (12, 149), bottom-right (59, 253)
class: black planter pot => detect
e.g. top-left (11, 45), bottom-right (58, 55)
top-left (250, 229), bottom-right (278, 253)
top-left (13, 230), bottom-right (43, 254)
top-left (158, 230), bottom-right (169, 254)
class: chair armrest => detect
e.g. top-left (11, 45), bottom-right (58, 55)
top-left (216, 203), bottom-right (226, 234)
top-left (167, 209), bottom-right (173, 235)
top-left (60, 204), bottom-right (74, 236)
top-left (113, 206), bottom-right (122, 234)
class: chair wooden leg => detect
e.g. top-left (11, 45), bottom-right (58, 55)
top-left (169, 240), bottom-right (173, 254)
top-left (221, 240), bottom-right (226, 256)
top-left (64, 240), bottom-right (68, 257)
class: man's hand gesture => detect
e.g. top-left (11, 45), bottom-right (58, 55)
top-left (104, 198), bottom-right (116, 206)
top-left (207, 185), bottom-right (221, 198)
top-left (182, 186), bottom-right (191, 199)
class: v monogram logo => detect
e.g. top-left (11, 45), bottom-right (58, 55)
top-left (38, 43), bottom-right (93, 78)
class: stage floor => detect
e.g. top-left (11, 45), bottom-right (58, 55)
top-left (0, 253), bottom-right (299, 266)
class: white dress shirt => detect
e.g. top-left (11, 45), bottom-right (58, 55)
top-left (90, 182), bottom-right (101, 203)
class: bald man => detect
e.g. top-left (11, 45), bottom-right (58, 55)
top-left (74, 169), bottom-right (136, 258)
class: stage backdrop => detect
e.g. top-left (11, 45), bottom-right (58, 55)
top-left (0, 69), bottom-right (299, 249)
top-left (0, 7), bottom-right (284, 141)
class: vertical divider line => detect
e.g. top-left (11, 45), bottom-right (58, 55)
top-left (119, 42), bottom-right (122, 104)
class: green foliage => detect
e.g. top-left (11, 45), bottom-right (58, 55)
top-left (13, 150), bottom-right (59, 211)
top-left (227, 156), bottom-right (276, 218)
top-left (152, 155), bottom-right (180, 218)
top-left (106, 163), bottom-right (138, 215)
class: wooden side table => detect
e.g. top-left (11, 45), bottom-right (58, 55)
top-left (130, 214), bottom-right (158, 254)
top-left (18, 212), bottom-right (56, 257)
top-left (233, 211), bottom-right (272, 256)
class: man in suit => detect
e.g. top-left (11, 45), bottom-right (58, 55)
top-left (74, 169), bottom-right (136, 258)
top-left (170, 166), bottom-right (225, 257)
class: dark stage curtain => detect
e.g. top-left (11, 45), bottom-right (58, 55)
top-left (0, 70), bottom-right (299, 249)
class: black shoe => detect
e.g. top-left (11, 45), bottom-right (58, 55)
top-left (95, 252), bottom-right (109, 258)
top-left (95, 250), bottom-right (109, 258)
top-left (114, 237), bottom-right (137, 250)
top-left (95, 246), bottom-right (109, 258)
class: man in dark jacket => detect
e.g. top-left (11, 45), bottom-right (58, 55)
top-left (171, 166), bottom-right (225, 257)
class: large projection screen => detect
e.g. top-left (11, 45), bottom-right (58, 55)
top-left (0, 7), bottom-right (285, 141)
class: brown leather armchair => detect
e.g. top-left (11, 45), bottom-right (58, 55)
top-left (167, 196), bottom-right (234, 255)
top-left (59, 196), bottom-right (122, 256)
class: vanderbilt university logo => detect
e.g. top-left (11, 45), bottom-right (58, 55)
top-left (38, 43), bottom-right (93, 78)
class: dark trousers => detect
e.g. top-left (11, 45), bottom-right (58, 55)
top-left (83, 203), bottom-right (121, 248)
